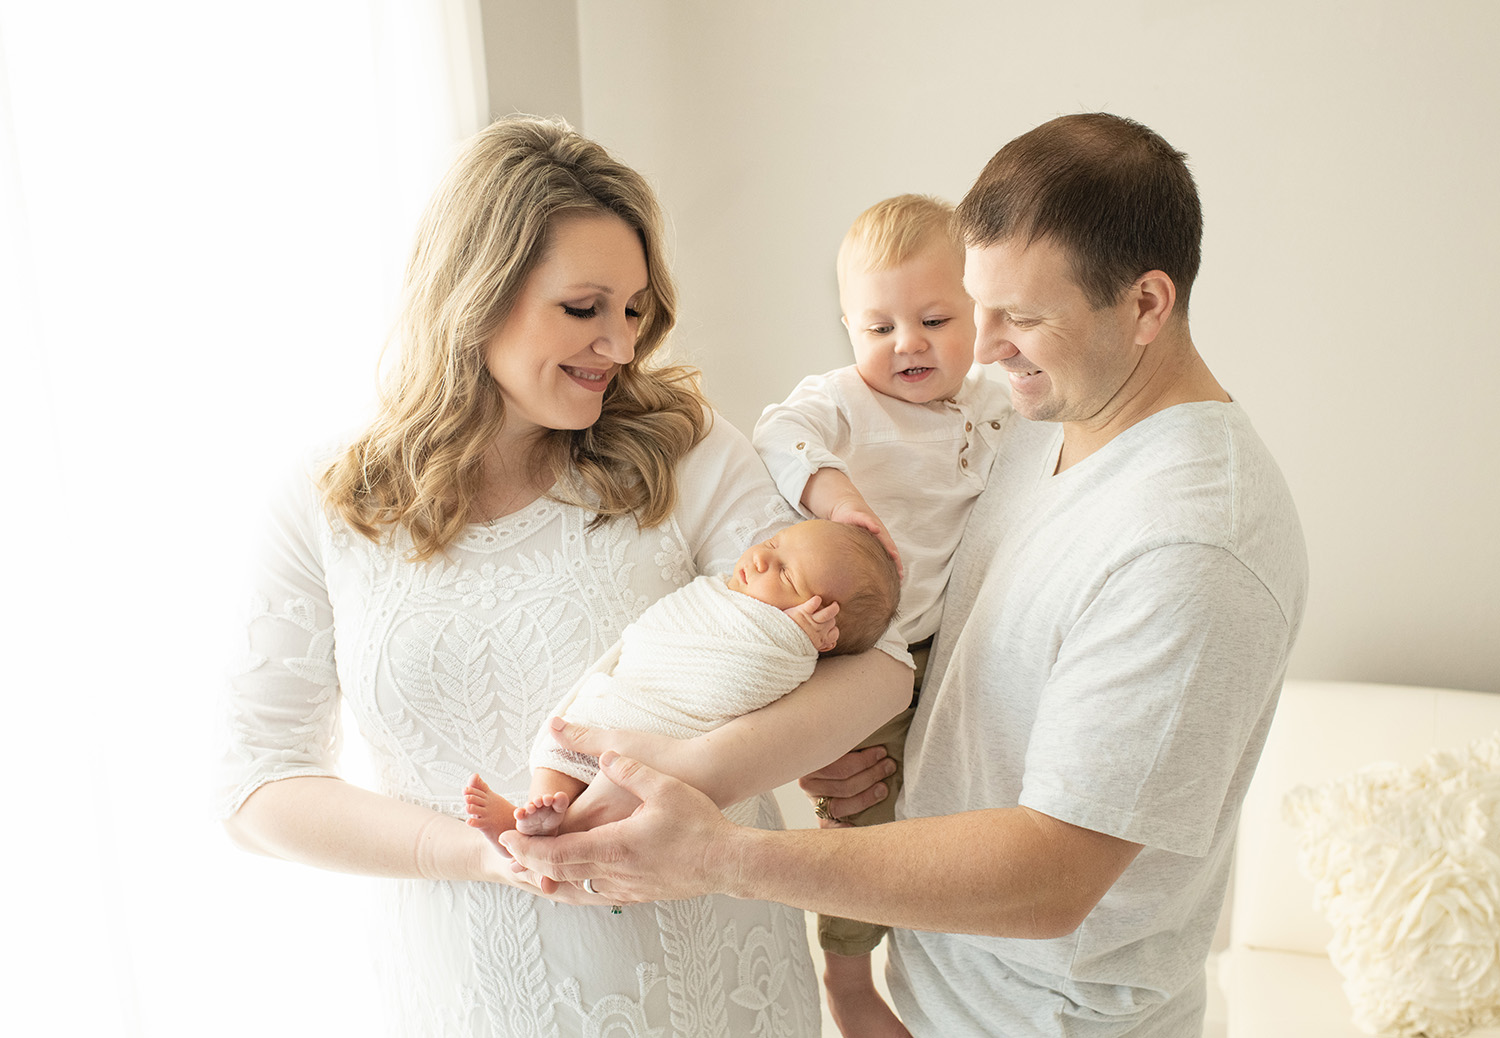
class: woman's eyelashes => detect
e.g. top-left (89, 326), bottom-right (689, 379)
top-left (561, 303), bottom-right (645, 319)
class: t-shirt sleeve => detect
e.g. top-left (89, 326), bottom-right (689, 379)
top-left (750, 372), bottom-right (853, 515)
top-left (1018, 542), bottom-right (1292, 857)
top-left (216, 467), bottom-right (344, 817)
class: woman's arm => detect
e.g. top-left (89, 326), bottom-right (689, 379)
top-left (683, 648), bottom-right (911, 804)
top-left (555, 414), bottom-right (914, 829)
top-left (225, 775), bottom-right (498, 881)
top-left (560, 648), bottom-right (911, 829)
top-left (219, 470), bottom-right (612, 900)
top-left (225, 776), bottom-right (616, 903)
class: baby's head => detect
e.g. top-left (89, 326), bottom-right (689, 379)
top-left (726, 519), bottom-right (900, 656)
top-left (837, 194), bottom-right (976, 406)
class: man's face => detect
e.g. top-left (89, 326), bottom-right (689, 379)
top-left (964, 236), bottom-right (1139, 426)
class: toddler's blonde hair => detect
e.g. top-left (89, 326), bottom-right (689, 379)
top-left (836, 193), bottom-right (963, 291)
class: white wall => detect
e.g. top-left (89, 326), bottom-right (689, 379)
top-left (549, 0), bottom-right (1499, 695)
top-left (480, 0), bottom-right (582, 126)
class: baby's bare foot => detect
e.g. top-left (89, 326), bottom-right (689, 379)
top-left (514, 791), bottom-right (571, 836)
top-left (464, 774), bottom-right (518, 853)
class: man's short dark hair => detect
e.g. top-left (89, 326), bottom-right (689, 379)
top-left (957, 113), bottom-right (1203, 311)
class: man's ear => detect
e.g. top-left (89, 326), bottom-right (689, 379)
top-left (1131, 271), bottom-right (1177, 346)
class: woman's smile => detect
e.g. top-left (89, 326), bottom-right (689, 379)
top-left (561, 364), bottom-right (613, 391)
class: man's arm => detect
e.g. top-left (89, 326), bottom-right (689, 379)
top-left (501, 752), bottom-right (1142, 938)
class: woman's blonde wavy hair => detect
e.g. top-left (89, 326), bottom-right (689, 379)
top-left (322, 116), bottom-right (708, 560)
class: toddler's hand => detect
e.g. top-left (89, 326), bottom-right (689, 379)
top-left (784, 595), bottom-right (840, 652)
top-left (801, 467), bottom-right (903, 579)
top-left (826, 503), bottom-right (904, 581)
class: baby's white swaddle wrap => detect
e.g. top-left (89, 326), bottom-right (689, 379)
top-left (531, 575), bottom-right (817, 820)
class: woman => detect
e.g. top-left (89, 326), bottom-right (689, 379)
top-left (218, 116), bottom-right (909, 1037)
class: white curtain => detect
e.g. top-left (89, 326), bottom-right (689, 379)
top-left (0, 3), bottom-right (486, 1033)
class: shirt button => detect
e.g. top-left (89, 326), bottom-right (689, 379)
top-left (965, 421), bottom-right (972, 432)
top-left (961, 458), bottom-right (969, 468)
top-left (796, 441), bottom-right (806, 450)
top-left (990, 420), bottom-right (1000, 429)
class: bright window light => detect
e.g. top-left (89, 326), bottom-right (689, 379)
top-left (1, 3), bottom-right (482, 1033)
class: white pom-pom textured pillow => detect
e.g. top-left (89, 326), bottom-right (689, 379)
top-left (1284, 731), bottom-right (1500, 1038)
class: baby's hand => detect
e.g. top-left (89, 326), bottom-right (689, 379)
top-left (785, 595), bottom-right (840, 653)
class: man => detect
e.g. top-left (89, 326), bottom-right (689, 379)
top-left (502, 113), bottom-right (1309, 1038)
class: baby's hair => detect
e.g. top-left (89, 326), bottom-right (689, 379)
top-left (820, 524), bottom-right (902, 657)
top-left (837, 193), bottom-right (962, 288)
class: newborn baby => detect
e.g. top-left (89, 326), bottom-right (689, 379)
top-left (465, 518), bottom-right (900, 840)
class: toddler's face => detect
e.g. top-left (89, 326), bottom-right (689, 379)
top-left (725, 521), bottom-right (843, 611)
top-left (841, 243), bottom-right (976, 405)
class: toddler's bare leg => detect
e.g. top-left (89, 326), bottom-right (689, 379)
top-left (823, 950), bottom-right (911, 1038)
top-left (463, 773), bottom-right (518, 854)
top-left (514, 768), bottom-right (588, 837)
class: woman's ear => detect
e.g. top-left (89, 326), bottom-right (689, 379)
top-left (1131, 270), bottom-right (1177, 346)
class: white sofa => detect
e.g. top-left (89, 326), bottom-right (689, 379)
top-left (1218, 679), bottom-right (1500, 1037)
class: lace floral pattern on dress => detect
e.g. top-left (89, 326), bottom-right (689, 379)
top-left (221, 421), bottom-right (820, 1038)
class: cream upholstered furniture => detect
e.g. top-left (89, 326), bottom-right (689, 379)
top-left (1219, 679), bottom-right (1500, 1038)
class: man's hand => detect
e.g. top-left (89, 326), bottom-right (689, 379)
top-left (798, 745), bottom-right (895, 824)
top-left (499, 752), bottom-right (742, 905)
top-left (784, 594), bottom-right (840, 652)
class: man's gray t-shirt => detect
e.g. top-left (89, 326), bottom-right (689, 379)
top-left (889, 401), bottom-right (1308, 1037)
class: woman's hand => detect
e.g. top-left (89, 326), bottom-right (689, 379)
top-left (537, 716), bottom-right (700, 831)
top-left (540, 716), bottom-right (689, 786)
top-left (502, 863), bottom-right (624, 907)
top-left (798, 745), bottom-right (896, 825)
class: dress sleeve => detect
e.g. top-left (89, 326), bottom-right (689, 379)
top-left (677, 411), bottom-right (911, 668)
top-left (671, 410), bottom-right (800, 579)
top-left (216, 466), bottom-right (344, 817)
top-left (750, 372), bottom-right (853, 515)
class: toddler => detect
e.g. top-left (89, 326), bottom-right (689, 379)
top-left (752, 194), bottom-right (1012, 1036)
top-left (465, 518), bottom-right (900, 841)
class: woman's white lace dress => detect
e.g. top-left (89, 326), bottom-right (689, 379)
top-left (218, 417), bottom-right (821, 1038)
